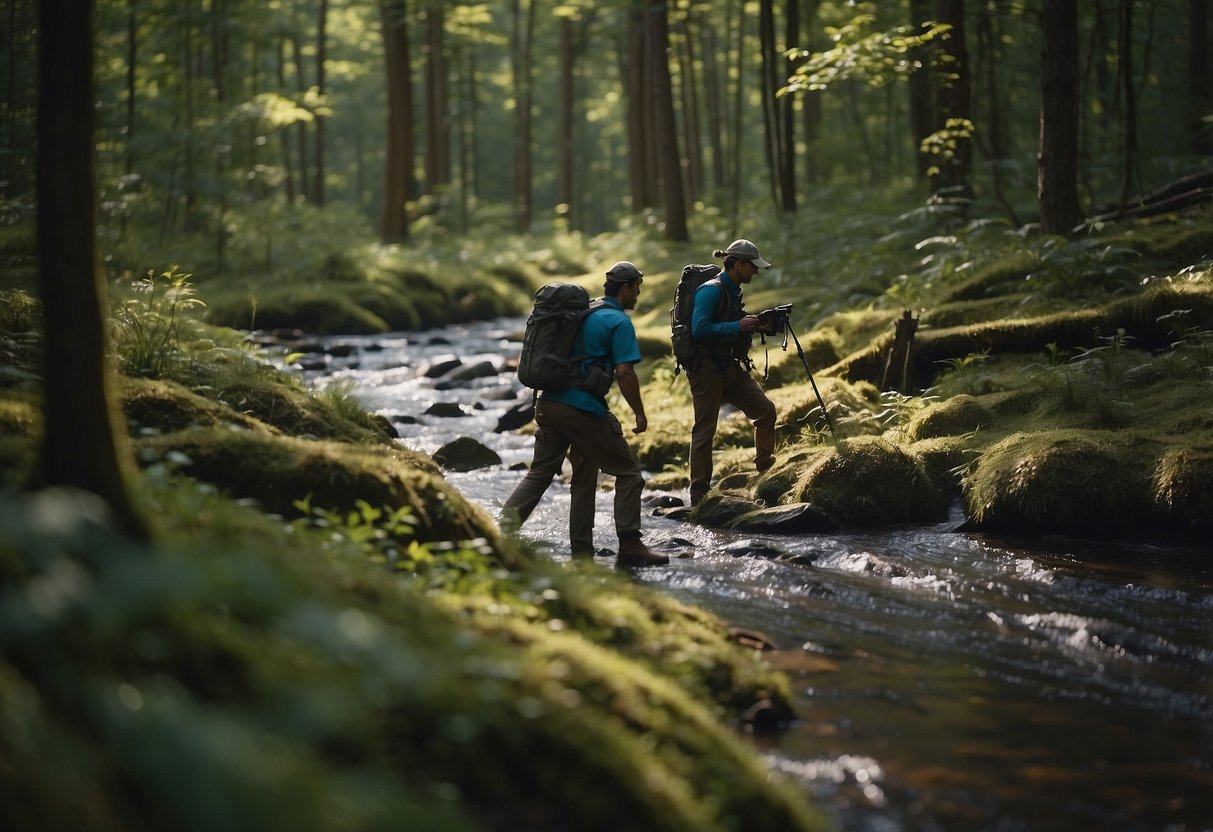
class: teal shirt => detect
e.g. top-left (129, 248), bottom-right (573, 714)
top-left (691, 272), bottom-right (743, 341)
top-left (541, 296), bottom-right (641, 416)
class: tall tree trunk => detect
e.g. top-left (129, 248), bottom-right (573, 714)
top-left (728, 0), bottom-right (745, 226)
top-left (35, 0), bottom-right (145, 537)
top-left (623, 4), bottom-right (652, 210)
top-left (674, 16), bottom-right (703, 206)
top-left (314, 0), bottom-right (328, 206)
top-left (1117, 0), bottom-right (1140, 208)
top-left (700, 27), bottom-right (727, 191)
top-left (935, 0), bottom-right (972, 200)
top-left (423, 3), bottom-right (449, 193)
top-left (974, 2), bottom-right (1020, 226)
top-left (1192, 0), bottom-right (1212, 155)
top-left (799, 0), bottom-right (822, 188)
top-left (183, 0), bottom-right (197, 228)
top-left (908, 0), bottom-right (935, 180)
top-left (121, 0), bottom-right (137, 239)
top-left (779, 0), bottom-right (798, 210)
top-left (1038, 0), bottom-right (1082, 233)
top-left (292, 36), bottom-right (310, 203)
top-left (557, 15), bottom-right (574, 227)
top-left (276, 39), bottom-right (297, 203)
top-left (758, 0), bottom-right (782, 208)
top-left (511, 0), bottom-right (535, 232)
top-left (646, 0), bottom-right (688, 240)
top-left (380, 0), bottom-right (413, 242)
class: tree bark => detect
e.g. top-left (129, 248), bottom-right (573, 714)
top-left (557, 15), bottom-right (574, 227)
top-left (935, 0), bottom-right (971, 200)
top-left (1116, 0), bottom-right (1142, 209)
top-left (423, 3), bottom-right (450, 193)
top-left (1192, 0), bottom-right (1212, 155)
top-left (646, 0), bottom-right (688, 240)
top-left (908, 0), bottom-right (935, 180)
top-left (379, 0), bottom-right (413, 242)
top-left (511, 0), bottom-right (535, 232)
top-left (1038, 0), bottom-right (1082, 233)
top-left (674, 16), bottom-right (703, 206)
top-left (623, 4), bottom-right (653, 210)
top-left (35, 0), bottom-right (145, 537)
top-left (700, 27), bottom-right (727, 192)
top-left (314, 0), bottom-right (328, 206)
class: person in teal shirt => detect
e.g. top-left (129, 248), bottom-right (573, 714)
top-left (503, 261), bottom-right (668, 567)
top-left (686, 239), bottom-right (778, 506)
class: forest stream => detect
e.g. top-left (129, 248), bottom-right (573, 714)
top-left (287, 317), bottom-right (1212, 832)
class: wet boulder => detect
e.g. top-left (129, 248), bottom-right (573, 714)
top-left (448, 360), bottom-right (498, 382)
top-left (494, 401), bottom-right (535, 432)
top-left (425, 402), bottom-right (468, 418)
top-left (433, 436), bottom-right (502, 472)
top-left (423, 357), bottom-right (462, 378)
top-left (727, 503), bottom-right (840, 534)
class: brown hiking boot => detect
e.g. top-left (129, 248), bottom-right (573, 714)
top-left (616, 538), bottom-right (669, 567)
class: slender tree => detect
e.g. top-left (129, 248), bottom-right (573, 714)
top-left (1116, 0), bottom-right (1141, 208)
top-left (935, 0), bottom-right (971, 199)
top-left (315, 0), bottom-right (328, 206)
top-left (646, 0), bottom-right (687, 240)
top-left (511, 0), bottom-right (536, 232)
top-left (1192, 0), bottom-right (1212, 155)
top-left (1038, 0), bottom-right (1083, 233)
top-left (380, 0), bottom-right (414, 241)
top-left (35, 0), bottom-right (145, 537)
top-left (423, 2), bottom-right (450, 193)
top-left (908, 0), bottom-right (935, 179)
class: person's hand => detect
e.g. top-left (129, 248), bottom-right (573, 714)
top-left (738, 315), bottom-right (760, 334)
top-left (633, 414), bottom-right (648, 434)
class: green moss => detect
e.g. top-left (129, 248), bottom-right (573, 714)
top-left (1152, 445), bottom-right (1213, 533)
top-left (794, 436), bottom-right (948, 525)
top-left (963, 430), bottom-right (1159, 536)
top-left (907, 394), bottom-right (991, 440)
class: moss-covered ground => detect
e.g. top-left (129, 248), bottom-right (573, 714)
top-left (1, 192), bottom-right (1210, 829)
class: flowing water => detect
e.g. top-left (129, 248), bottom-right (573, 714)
top-left (286, 318), bottom-right (1213, 832)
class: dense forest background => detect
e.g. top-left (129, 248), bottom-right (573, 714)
top-left (2, 0), bottom-right (1210, 276)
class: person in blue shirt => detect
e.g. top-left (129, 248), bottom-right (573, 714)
top-left (686, 239), bottom-right (778, 507)
top-left (503, 261), bottom-right (668, 567)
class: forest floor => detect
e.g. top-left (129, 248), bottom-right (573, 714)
top-left (0, 194), bottom-right (1210, 830)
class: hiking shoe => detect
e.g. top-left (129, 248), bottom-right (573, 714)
top-left (616, 538), bottom-right (669, 567)
top-left (570, 548), bottom-right (595, 561)
top-left (755, 456), bottom-right (776, 473)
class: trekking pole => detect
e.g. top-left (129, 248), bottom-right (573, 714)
top-left (783, 320), bottom-right (836, 435)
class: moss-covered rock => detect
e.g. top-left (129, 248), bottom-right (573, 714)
top-left (794, 437), bottom-right (949, 525)
top-left (139, 428), bottom-right (495, 547)
top-left (1152, 445), bottom-right (1213, 533)
top-left (963, 430), bottom-right (1159, 536)
top-left (906, 393), bottom-right (991, 440)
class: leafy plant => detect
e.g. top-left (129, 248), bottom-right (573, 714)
top-left (111, 267), bottom-right (209, 377)
top-left (935, 349), bottom-right (990, 394)
top-left (290, 497), bottom-right (495, 592)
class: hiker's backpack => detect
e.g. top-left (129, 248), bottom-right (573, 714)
top-left (669, 264), bottom-right (725, 375)
top-left (517, 283), bottom-right (612, 396)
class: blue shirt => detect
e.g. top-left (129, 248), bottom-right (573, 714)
top-left (542, 296), bottom-right (641, 416)
top-left (691, 271), bottom-right (743, 341)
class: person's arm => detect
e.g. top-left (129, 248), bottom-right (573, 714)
top-left (691, 283), bottom-right (761, 338)
top-left (613, 362), bottom-right (647, 434)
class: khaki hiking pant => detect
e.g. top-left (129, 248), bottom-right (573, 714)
top-left (687, 360), bottom-right (776, 505)
top-left (503, 399), bottom-right (644, 554)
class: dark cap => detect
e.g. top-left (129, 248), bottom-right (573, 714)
top-left (605, 261), bottom-right (644, 283)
